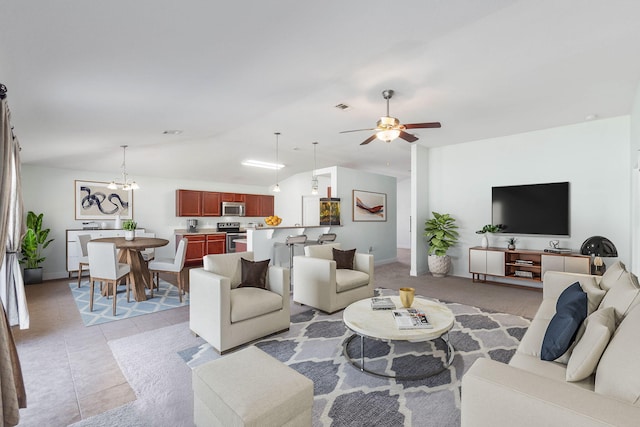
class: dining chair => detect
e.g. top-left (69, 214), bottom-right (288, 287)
top-left (87, 242), bottom-right (131, 316)
top-left (137, 232), bottom-right (157, 263)
top-left (76, 234), bottom-right (92, 288)
top-left (148, 238), bottom-right (188, 301)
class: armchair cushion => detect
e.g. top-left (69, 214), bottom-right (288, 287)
top-left (230, 287), bottom-right (283, 323)
top-left (336, 269), bottom-right (370, 292)
top-left (305, 243), bottom-right (341, 260)
top-left (239, 258), bottom-right (269, 289)
top-left (333, 248), bottom-right (355, 270)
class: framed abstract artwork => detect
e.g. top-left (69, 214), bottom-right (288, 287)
top-left (74, 180), bottom-right (133, 220)
top-left (352, 190), bottom-right (386, 222)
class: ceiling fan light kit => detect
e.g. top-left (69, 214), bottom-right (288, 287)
top-left (340, 89), bottom-right (442, 145)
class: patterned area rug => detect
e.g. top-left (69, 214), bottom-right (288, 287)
top-left (69, 279), bottom-right (189, 326)
top-left (179, 290), bottom-right (530, 426)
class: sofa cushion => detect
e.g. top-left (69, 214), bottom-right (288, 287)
top-left (566, 307), bottom-right (616, 382)
top-left (230, 287), bottom-right (283, 323)
top-left (304, 243), bottom-right (341, 260)
top-left (509, 353), bottom-right (595, 391)
top-left (516, 300), bottom-right (556, 358)
top-left (578, 276), bottom-right (607, 314)
top-left (599, 260), bottom-right (627, 291)
top-left (204, 252), bottom-right (254, 289)
top-left (333, 248), bottom-right (355, 270)
top-left (238, 258), bottom-right (269, 289)
top-left (335, 269), bottom-right (369, 292)
top-left (598, 271), bottom-right (640, 325)
top-left (541, 282), bottom-right (588, 361)
top-left (595, 304), bottom-right (640, 404)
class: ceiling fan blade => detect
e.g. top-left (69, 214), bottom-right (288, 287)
top-left (340, 128), bottom-right (375, 134)
top-left (403, 122), bottom-right (442, 129)
top-left (360, 134), bottom-right (377, 145)
top-left (399, 131), bottom-right (418, 143)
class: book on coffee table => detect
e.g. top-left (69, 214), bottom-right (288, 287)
top-left (392, 308), bottom-right (433, 329)
top-left (371, 297), bottom-right (396, 310)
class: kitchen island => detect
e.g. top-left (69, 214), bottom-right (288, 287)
top-left (247, 225), bottom-right (339, 266)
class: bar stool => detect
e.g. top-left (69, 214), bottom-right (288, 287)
top-left (285, 234), bottom-right (307, 289)
top-left (316, 233), bottom-right (336, 245)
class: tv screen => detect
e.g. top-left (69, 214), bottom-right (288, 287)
top-left (492, 182), bottom-right (570, 236)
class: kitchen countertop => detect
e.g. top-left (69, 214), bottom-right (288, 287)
top-left (174, 228), bottom-right (226, 235)
top-left (248, 225), bottom-right (340, 230)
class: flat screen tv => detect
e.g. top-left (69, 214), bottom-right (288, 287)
top-left (492, 182), bottom-right (570, 236)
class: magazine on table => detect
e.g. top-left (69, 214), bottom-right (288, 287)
top-left (392, 308), bottom-right (433, 329)
top-left (371, 297), bottom-right (396, 310)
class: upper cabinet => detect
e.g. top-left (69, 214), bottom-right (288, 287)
top-left (202, 192), bottom-right (221, 216)
top-left (176, 190), bottom-right (202, 216)
top-left (176, 190), bottom-right (273, 217)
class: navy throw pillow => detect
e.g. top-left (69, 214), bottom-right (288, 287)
top-left (540, 282), bottom-right (588, 361)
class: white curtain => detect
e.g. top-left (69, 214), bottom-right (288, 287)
top-left (0, 97), bottom-right (27, 329)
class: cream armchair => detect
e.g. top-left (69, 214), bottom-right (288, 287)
top-left (189, 251), bottom-right (290, 354)
top-left (293, 243), bottom-right (374, 314)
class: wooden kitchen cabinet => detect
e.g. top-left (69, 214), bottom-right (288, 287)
top-left (202, 192), bottom-right (221, 216)
top-left (176, 190), bottom-right (202, 216)
top-left (206, 233), bottom-right (226, 255)
top-left (221, 193), bottom-right (245, 202)
top-left (260, 195), bottom-right (274, 216)
top-left (176, 232), bottom-right (226, 266)
top-left (245, 194), bottom-right (275, 217)
top-left (181, 234), bottom-right (206, 265)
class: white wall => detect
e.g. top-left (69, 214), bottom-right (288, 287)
top-left (21, 165), bottom-right (277, 280)
top-left (276, 166), bottom-right (397, 264)
top-left (630, 84), bottom-right (640, 272)
top-left (425, 116), bottom-right (631, 278)
top-left (397, 178), bottom-right (411, 249)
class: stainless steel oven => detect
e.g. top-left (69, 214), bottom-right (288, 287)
top-left (217, 222), bottom-right (246, 253)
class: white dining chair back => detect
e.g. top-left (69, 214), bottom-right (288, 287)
top-left (137, 232), bottom-right (156, 261)
top-left (76, 234), bottom-right (92, 287)
top-left (87, 241), bottom-right (131, 315)
top-left (148, 238), bottom-right (188, 301)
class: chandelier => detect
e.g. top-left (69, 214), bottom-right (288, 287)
top-left (108, 145), bottom-right (139, 191)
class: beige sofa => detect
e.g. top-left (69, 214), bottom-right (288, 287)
top-left (189, 251), bottom-right (290, 354)
top-left (292, 243), bottom-right (374, 314)
top-left (462, 262), bottom-right (640, 427)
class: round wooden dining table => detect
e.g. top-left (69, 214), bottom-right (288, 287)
top-left (92, 236), bottom-right (169, 302)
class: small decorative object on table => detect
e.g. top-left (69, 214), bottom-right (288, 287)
top-left (506, 237), bottom-right (517, 250)
top-left (122, 220), bottom-right (137, 241)
top-left (475, 224), bottom-right (503, 248)
top-left (399, 287), bottom-right (415, 308)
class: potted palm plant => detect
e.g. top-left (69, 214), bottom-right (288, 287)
top-left (20, 211), bottom-right (54, 284)
top-left (424, 212), bottom-right (459, 277)
top-left (122, 220), bottom-right (137, 241)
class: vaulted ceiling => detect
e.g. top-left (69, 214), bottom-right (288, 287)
top-left (1, 1), bottom-right (639, 187)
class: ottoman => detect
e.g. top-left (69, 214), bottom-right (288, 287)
top-left (192, 346), bottom-right (314, 427)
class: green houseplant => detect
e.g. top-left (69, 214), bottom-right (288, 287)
top-left (424, 212), bottom-right (459, 277)
top-left (475, 224), bottom-right (503, 248)
top-left (20, 211), bottom-right (54, 284)
top-left (122, 219), bottom-right (137, 241)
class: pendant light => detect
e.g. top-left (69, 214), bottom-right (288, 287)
top-left (273, 132), bottom-right (281, 193)
top-left (108, 145), bottom-right (139, 190)
top-left (311, 142), bottom-right (319, 195)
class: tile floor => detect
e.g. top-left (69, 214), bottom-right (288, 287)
top-left (13, 275), bottom-right (189, 427)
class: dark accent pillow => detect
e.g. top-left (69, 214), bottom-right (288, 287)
top-left (333, 248), bottom-right (356, 270)
top-left (238, 258), bottom-right (270, 289)
top-left (540, 282), bottom-right (588, 361)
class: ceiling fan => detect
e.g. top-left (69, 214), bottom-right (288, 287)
top-left (340, 89), bottom-right (441, 145)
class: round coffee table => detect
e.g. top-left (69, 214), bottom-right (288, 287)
top-left (342, 296), bottom-right (456, 379)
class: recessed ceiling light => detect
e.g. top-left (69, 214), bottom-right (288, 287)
top-left (584, 114), bottom-right (598, 121)
top-left (163, 130), bottom-right (183, 135)
top-left (241, 160), bottom-right (285, 170)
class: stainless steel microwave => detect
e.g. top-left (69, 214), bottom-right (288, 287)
top-left (221, 202), bottom-right (245, 217)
